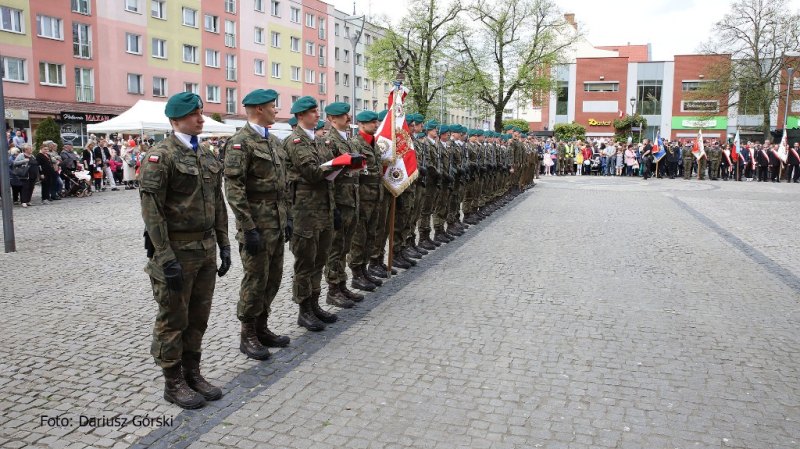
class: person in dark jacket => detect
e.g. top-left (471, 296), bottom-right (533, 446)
top-left (13, 144), bottom-right (39, 207)
top-left (8, 148), bottom-right (22, 203)
top-left (34, 144), bottom-right (57, 204)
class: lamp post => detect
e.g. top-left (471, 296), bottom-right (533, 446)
top-left (629, 97), bottom-right (636, 142)
top-left (437, 65), bottom-right (447, 124)
top-left (782, 51), bottom-right (800, 133)
top-left (344, 12), bottom-right (365, 123)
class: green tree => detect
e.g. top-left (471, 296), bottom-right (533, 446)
top-left (211, 113), bottom-right (223, 122)
top-left (502, 119), bottom-right (530, 131)
top-left (553, 122), bottom-right (585, 141)
top-left (33, 117), bottom-right (63, 154)
top-left (613, 114), bottom-right (648, 143)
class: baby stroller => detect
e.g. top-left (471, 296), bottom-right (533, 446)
top-left (590, 153), bottom-right (602, 175)
top-left (61, 169), bottom-right (93, 198)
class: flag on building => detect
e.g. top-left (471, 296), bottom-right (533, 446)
top-left (377, 84), bottom-right (418, 196)
top-left (692, 129), bottom-right (706, 159)
top-left (653, 131), bottom-right (666, 161)
top-left (618, 109), bottom-right (625, 119)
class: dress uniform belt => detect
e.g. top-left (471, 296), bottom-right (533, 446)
top-left (247, 191), bottom-right (283, 201)
top-left (359, 176), bottom-right (381, 185)
top-left (336, 177), bottom-right (359, 184)
top-left (168, 228), bottom-right (214, 241)
top-left (295, 183), bottom-right (328, 191)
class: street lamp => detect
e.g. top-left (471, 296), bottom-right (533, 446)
top-left (344, 13), bottom-right (365, 124)
top-left (630, 97), bottom-right (636, 141)
top-left (436, 64), bottom-right (448, 124)
top-left (782, 51), bottom-right (800, 133)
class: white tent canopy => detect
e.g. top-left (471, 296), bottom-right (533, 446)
top-left (87, 100), bottom-right (235, 136)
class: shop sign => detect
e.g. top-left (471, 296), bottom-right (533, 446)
top-left (5, 108), bottom-right (29, 120)
top-left (588, 118), bottom-right (611, 126)
top-left (61, 111), bottom-right (116, 123)
top-left (671, 116), bottom-right (727, 130)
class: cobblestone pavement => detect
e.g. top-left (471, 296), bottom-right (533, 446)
top-left (1, 175), bottom-right (800, 448)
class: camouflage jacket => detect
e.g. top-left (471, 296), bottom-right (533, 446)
top-left (223, 123), bottom-right (287, 239)
top-left (325, 128), bottom-right (359, 208)
top-left (283, 127), bottom-right (335, 212)
top-left (139, 133), bottom-right (230, 270)
top-left (350, 131), bottom-right (383, 202)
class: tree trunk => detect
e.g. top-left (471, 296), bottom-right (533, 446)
top-left (762, 107), bottom-right (771, 141)
top-left (494, 108), bottom-right (504, 132)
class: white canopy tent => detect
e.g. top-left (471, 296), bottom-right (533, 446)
top-left (86, 100), bottom-right (235, 136)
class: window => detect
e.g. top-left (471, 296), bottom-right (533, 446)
top-left (204, 14), bottom-right (219, 33)
top-left (291, 66), bottom-right (301, 82)
top-left (355, 76), bottom-right (361, 88)
top-left (271, 31), bottom-right (280, 47)
top-left (334, 71), bottom-right (339, 85)
top-left (343, 49), bottom-right (349, 62)
top-left (319, 100), bottom-right (326, 117)
top-left (151, 0), bottom-right (166, 19)
top-left (183, 44), bottom-right (198, 64)
top-left (184, 82), bottom-right (199, 94)
top-left (254, 27), bottom-right (264, 44)
top-left (225, 0), bottom-right (236, 14)
top-left (636, 80), bottom-right (662, 115)
top-left (153, 76), bottom-right (167, 97)
top-left (254, 59), bottom-right (265, 76)
top-left (37, 15), bottom-right (63, 40)
top-left (364, 78), bottom-right (369, 90)
top-left (127, 73), bottom-right (143, 94)
top-left (335, 23), bottom-right (339, 36)
top-left (271, 62), bottom-right (281, 78)
top-left (319, 73), bottom-right (326, 94)
top-left (73, 67), bottom-right (93, 102)
top-left (556, 81), bottom-right (568, 115)
top-left (290, 7), bottom-right (300, 23)
top-left (305, 69), bottom-right (315, 84)
top-left (291, 95), bottom-right (299, 104)
top-left (335, 94), bottom-right (339, 102)
top-left (126, 33), bottom-right (142, 55)
top-left (318, 18), bottom-right (325, 40)
top-left (225, 20), bottom-right (236, 47)
top-left (364, 56), bottom-right (369, 67)
top-left (1, 7), bottom-right (24, 33)
top-left (270, 0), bottom-right (279, 16)
top-left (290, 36), bottom-right (300, 52)
top-left (305, 13), bottom-right (315, 28)
top-left (225, 54), bottom-right (237, 81)
top-left (363, 99), bottom-right (369, 110)
top-left (682, 81), bottom-right (708, 91)
top-left (343, 74), bottom-right (349, 86)
top-left (681, 100), bottom-right (719, 113)
top-left (365, 33), bottom-right (372, 45)
top-left (182, 7), bottom-right (198, 27)
top-left (72, 0), bottom-right (90, 15)
top-left (205, 49), bottom-right (219, 67)
top-left (305, 41), bottom-right (315, 56)
top-left (125, 0), bottom-right (140, 13)
top-left (343, 96), bottom-right (349, 104)
top-left (70, 22), bottom-right (91, 59)
top-left (206, 85), bottom-right (220, 103)
top-left (355, 53), bottom-right (361, 66)
top-left (335, 47), bottom-right (339, 60)
top-left (2, 57), bottom-right (26, 82)
top-left (152, 38), bottom-right (167, 58)
top-left (318, 45), bottom-right (325, 66)
top-left (344, 25), bottom-right (349, 38)
top-left (583, 82), bottom-right (618, 92)
top-left (275, 94), bottom-right (281, 109)
top-left (226, 87), bottom-right (237, 113)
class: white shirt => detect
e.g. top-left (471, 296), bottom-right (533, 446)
top-left (428, 137), bottom-right (436, 145)
top-left (173, 132), bottom-right (196, 150)
top-left (337, 129), bottom-right (348, 141)
top-left (300, 127), bottom-right (315, 141)
top-left (249, 122), bottom-right (268, 138)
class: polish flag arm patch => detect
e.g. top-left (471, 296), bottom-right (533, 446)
top-left (149, 155), bottom-right (160, 162)
top-left (233, 144), bottom-right (242, 149)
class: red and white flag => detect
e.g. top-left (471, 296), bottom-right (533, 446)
top-left (692, 129), bottom-right (706, 160)
top-left (618, 109), bottom-right (625, 119)
top-left (776, 129), bottom-right (789, 163)
top-left (377, 85), bottom-right (418, 196)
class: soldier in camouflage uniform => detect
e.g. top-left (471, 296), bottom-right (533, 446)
top-left (417, 120), bottom-right (441, 251)
top-left (708, 144), bottom-right (722, 180)
top-left (369, 110), bottom-right (400, 277)
top-left (434, 125), bottom-right (456, 243)
top-left (139, 92), bottom-right (231, 409)
top-left (283, 96), bottom-right (338, 332)
top-left (349, 111), bottom-right (386, 291)
top-left (223, 89), bottom-right (289, 361)
top-left (557, 140), bottom-right (566, 176)
top-left (682, 143), bottom-right (695, 179)
top-left (402, 114), bottom-right (428, 259)
top-left (322, 102), bottom-right (365, 308)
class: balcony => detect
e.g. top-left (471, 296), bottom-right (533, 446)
top-left (75, 84), bottom-right (94, 103)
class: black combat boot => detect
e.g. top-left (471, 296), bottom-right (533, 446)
top-left (339, 281), bottom-right (364, 302)
top-left (297, 297), bottom-right (326, 331)
top-left (310, 291), bottom-right (338, 323)
top-left (379, 260), bottom-right (398, 275)
top-left (391, 252), bottom-right (412, 269)
top-left (350, 266), bottom-right (377, 291)
top-left (446, 223), bottom-right (462, 237)
top-left (434, 229), bottom-right (450, 244)
top-left (255, 314), bottom-right (290, 348)
top-left (408, 236), bottom-right (428, 256)
top-left (326, 282), bottom-right (355, 308)
top-left (464, 213), bottom-right (479, 225)
top-left (459, 218), bottom-right (470, 230)
top-left (239, 321), bottom-right (272, 360)
top-left (182, 352), bottom-right (223, 401)
top-left (419, 235), bottom-right (437, 250)
top-left (398, 251), bottom-right (417, 266)
top-left (368, 258), bottom-right (388, 280)
top-left (403, 244), bottom-right (422, 260)
top-left (162, 365), bottom-right (205, 409)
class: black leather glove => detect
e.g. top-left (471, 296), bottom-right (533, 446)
top-left (217, 246), bottom-right (231, 277)
top-left (143, 230), bottom-right (155, 259)
top-left (244, 228), bottom-right (261, 256)
top-left (284, 218), bottom-right (293, 243)
top-left (431, 171), bottom-right (439, 182)
top-left (348, 153), bottom-right (365, 167)
top-left (162, 259), bottom-right (184, 292)
top-left (333, 209), bottom-right (342, 230)
top-left (418, 167), bottom-right (428, 177)
top-left (446, 174), bottom-right (455, 183)
top-left (395, 195), bottom-right (404, 209)
top-left (458, 168), bottom-right (466, 177)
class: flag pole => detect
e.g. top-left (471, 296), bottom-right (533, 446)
top-left (736, 127), bottom-right (740, 181)
top-left (387, 84), bottom-right (397, 279)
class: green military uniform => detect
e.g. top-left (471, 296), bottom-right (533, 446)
top-left (682, 144), bottom-right (695, 179)
top-left (564, 142), bottom-right (575, 175)
top-left (418, 121), bottom-right (441, 249)
top-left (697, 146), bottom-right (708, 180)
top-left (434, 127), bottom-right (456, 242)
top-left (404, 114), bottom-right (428, 256)
top-left (708, 145), bottom-right (721, 180)
top-left (140, 92), bottom-right (229, 409)
top-left (283, 96), bottom-right (337, 332)
top-left (463, 132), bottom-right (480, 224)
top-left (448, 128), bottom-right (466, 233)
top-left (556, 142), bottom-right (566, 175)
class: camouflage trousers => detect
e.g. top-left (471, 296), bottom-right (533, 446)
top-left (448, 184), bottom-right (464, 222)
top-left (434, 186), bottom-right (453, 229)
top-left (372, 190), bottom-right (392, 260)
top-left (419, 182), bottom-right (439, 234)
top-left (697, 158), bottom-right (707, 179)
top-left (683, 159), bottom-right (694, 179)
top-left (149, 247), bottom-right (217, 369)
top-left (403, 182), bottom-right (424, 243)
top-left (393, 189), bottom-right (414, 252)
top-left (237, 229), bottom-right (284, 321)
top-left (710, 160), bottom-right (721, 179)
top-left (290, 210), bottom-right (333, 303)
top-left (463, 179), bottom-right (479, 215)
top-left (325, 204), bottom-right (358, 284)
top-left (350, 195), bottom-right (380, 268)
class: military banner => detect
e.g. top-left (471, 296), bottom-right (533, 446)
top-left (378, 84), bottom-right (418, 197)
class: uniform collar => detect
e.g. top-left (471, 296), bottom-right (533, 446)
top-left (300, 126), bottom-right (315, 141)
top-left (248, 122), bottom-right (268, 138)
top-left (173, 131), bottom-right (195, 150)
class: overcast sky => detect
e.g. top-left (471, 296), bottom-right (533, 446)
top-left (329, 0), bottom-right (735, 61)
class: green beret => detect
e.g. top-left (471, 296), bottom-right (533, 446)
top-left (406, 114), bottom-right (417, 125)
top-left (377, 110), bottom-right (388, 121)
top-left (467, 130), bottom-right (477, 137)
top-left (413, 114), bottom-right (424, 124)
top-left (316, 120), bottom-right (325, 130)
top-left (242, 89), bottom-right (278, 106)
top-left (423, 120), bottom-right (438, 131)
top-left (324, 102), bottom-right (350, 116)
top-left (504, 125), bottom-right (513, 131)
top-left (288, 116), bottom-right (298, 126)
top-left (165, 92), bottom-right (203, 118)
top-left (356, 110), bottom-right (379, 122)
top-left (438, 125), bottom-right (451, 134)
top-left (290, 96), bottom-right (317, 114)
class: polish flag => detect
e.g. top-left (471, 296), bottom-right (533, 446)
top-left (376, 84), bottom-right (418, 196)
top-left (618, 109), bottom-right (625, 119)
top-left (692, 129), bottom-right (706, 159)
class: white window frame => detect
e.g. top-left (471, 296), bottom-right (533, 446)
top-left (305, 41), bottom-right (315, 56)
top-left (183, 44), bottom-right (199, 64)
top-left (343, 74), bottom-right (349, 87)
top-left (343, 49), bottom-right (349, 62)
top-left (125, 0), bottom-right (141, 14)
top-left (334, 23), bottom-right (339, 36)
top-left (271, 62), bottom-right (281, 78)
top-left (334, 71), bottom-right (339, 85)
top-left (355, 53), bottom-right (361, 66)
top-left (335, 47), bottom-right (339, 60)
top-left (125, 33), bottom-right (142, 55)
top-left (226, 87), bottom-right (237, 114)
top-left (205, 49), bottom-right (220, 68)
top-left (224, 0), bottom-right (236, 14)
top-left (182, 7), bottom-right (198, 28)
top-left (291, 66), bottom-right (301, 82)
top-left (2, 57), bottom-right (26, 83)
top-left (204, 14), bottom-right (219, 33)
top-left (254, 0), bottom-right (265, 12)
top-left (0, 7), bottom-right (24, 34)
top-left (36, 14), bottom-right (63, 41)
top-left (305, 13), bottom-right (315, 28)
top-left (318, 44), bottom-right (325, 67)
top-left (225, 19), bottom-right (236, 48)
top-left (74, 67), bottom-right (94, 102)
top-left (583, 81), bottom-right (619, 92)
top-left (355, 76), bottom-right (361, 88)
top-left (291, 95), bottom-right (299, 104)
top-left (271, 31), bottom-right (280, 48)
top-left (151, 0), bottom-right (166, 19)
top-left (153, 76), bottom-right (168, 97)
top-left (71, 0), bottom-right (91, 15)
top-left (364, 77), bottom-right (369, 90)
top-left (72, 22), bottom-right (92, 59)
top-left (206, 85), bottom-right (220, 103)
top-left (254, 59), bottom-right (265, 76)
top-left (184, 82), bottom-right (199, 94)
top-left (152, 38), bottom-right (167, 59)
top-left (127, 73), bottom-right (143, 94)
top-left (290, 7), bottom-right (300, 23)
top-left (290, 36), bottom-right (300, 52)
top-left (318, 18), bottom-right (325, 40)
top-left (254, 26), bottom-right (264, 45)
top-left (225, 54), bottom-right (237, 81)
top-left (275, 94), bottom-right (281, 109)
top-left (270, 0), bottom-right (279, 17)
